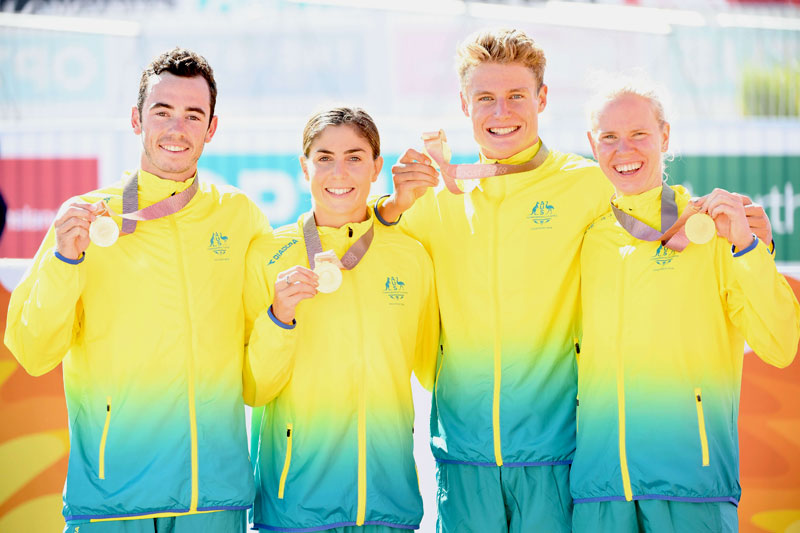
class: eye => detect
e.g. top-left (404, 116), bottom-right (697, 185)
top-left (188, 115), bottom-right (202, 121)
top-left (348, 156), bottom-right (362, 162)
top-left (477, 95), bottom-right (493, 102)
top-left (510, 93), bottom-right (524, 100)
top-left (632, 131), bottom-right (647, 138)
top-left (317, 155), bottom-right (332, 162)
top-left (601, 134), bottom-right (617, 142)
top-left (155, 111), bottom-right (168, 117)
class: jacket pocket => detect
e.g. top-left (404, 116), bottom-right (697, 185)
top-left (99, 396), bottom-right (112, 479)
top-left (694, 388), bottom-right (710, 467)
top-left (278, 423), bottom-right (293, 499)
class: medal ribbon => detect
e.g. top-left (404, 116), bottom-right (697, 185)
top-left (421, 129), bottom-right (550, 195)
top-left (104, 171), bottom-right (199, 235)
top-left (611, 183), bottom-right (700, 251)
top-left (302, 211), bottom-right (374, 270)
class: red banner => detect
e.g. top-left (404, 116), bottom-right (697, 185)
top-left (0, 159), bottom-right (98, 259)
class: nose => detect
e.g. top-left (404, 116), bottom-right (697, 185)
top-left (332, 158), bottom-right (346, 178)
top-left (617, 137), bottom-right (633, 153)
top-left (493, 99), bottom-right (510, 118)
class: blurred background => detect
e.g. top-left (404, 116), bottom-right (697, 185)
top-left (0, 0), bottom-right (799, 531)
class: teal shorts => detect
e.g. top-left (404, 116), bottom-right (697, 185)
top-left (63, 510), bottom-right (246, 533)
top-left (573, 499), bottom-right (738, 533)
top-left (435, 461), bottom-right (572, 533)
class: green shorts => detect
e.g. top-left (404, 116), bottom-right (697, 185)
top-left (435, 461), bottom-right (572, 533)
top-left (63, 510), bottom-right (246, 533)
top-left (573, 499), bottom-right (738, 533)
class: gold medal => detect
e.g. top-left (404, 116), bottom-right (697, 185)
top-left (89, 216), bottom-right (119, 247)
top-left (314, 262), bottom-right (342, 293)
top-left (685, 213), bottom-right (715, 244)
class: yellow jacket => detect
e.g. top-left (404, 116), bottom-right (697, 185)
top-left (243, 211), bottom-right (439, 531)
top-left (5, 170), bottom-right (279, 524)
top-left (571, 184), bottom-right (800, 505)
top-left (384, 143), bottom-right (613, 467)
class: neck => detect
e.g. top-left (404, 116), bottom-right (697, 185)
top-left (313, 206), bottom-right (369, 228)
top-left (481, 138), bottom-right (540, 161)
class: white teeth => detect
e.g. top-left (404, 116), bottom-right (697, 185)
top-left (162, 145), bottom-right (186, 152)
top-left (489, 126), bottom-right (519, 135)
top-left (614, 162), bottom-right (643, 173)
top-left (326, 188), bottom-right (353, 196)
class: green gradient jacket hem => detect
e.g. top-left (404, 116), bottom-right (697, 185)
top-left (244, 212), bottom-right (439, 530)
top-left (390, 143), bottom-right (614, 466)
top-left (5, 170), bottom-right (275, 523)
top-left (571, 185), bottom-right (800, 504)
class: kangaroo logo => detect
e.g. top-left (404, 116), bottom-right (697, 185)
top-left (208, 231), bottom-right (231, 258)
top-left (384, 276), bottom-right (407, 302)
top-left (527, 201), bottom-right (557, 227)
top-left (650, 243), bottom-right (677, 268)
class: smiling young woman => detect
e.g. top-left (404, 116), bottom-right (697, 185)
top-left (242, 107), bottom-right (440, 533)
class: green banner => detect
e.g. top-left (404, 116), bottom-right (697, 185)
top-left (666, 156), bottom-right (799, 262)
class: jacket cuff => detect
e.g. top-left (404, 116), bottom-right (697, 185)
top-left (732, 235), bottom-right (758, 258)
top-left (374, 195), bottom-right (401, 227)
top-left (268, 305), bottom-right (296, 330)
top-left (54, 251), bottom-right (85, 264)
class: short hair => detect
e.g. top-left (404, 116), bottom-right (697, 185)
top-left (302, 107), bottom-right (381, 160)
top-left (586, 75), bottom-right (669, 133)
top-left (456, 28), bottom-right (546, 89)
top-left (137, 47), bottom-right (217, 122)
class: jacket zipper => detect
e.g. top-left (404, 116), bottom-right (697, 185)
top-left (694, 388), bottom-right (710, 467)
top-left (278, 423), bottom-right (293, 499)
top-left (491, 204), bottom-right (503, 466)
top-left (171, 216), bottom-right (199, 511)
top-left (98, 396), bottom-right (111, 479)
top-left (616, 244), bottom-right (633, 501)
top-left (353, 278), bottom-right (367, 526)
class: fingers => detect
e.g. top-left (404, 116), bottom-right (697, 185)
top-left (398, 148), bottom-right (432, 165)
top-left (54, 203), bottom-right (98, 228)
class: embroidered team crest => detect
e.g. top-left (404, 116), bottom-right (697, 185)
top-left (527, 201), bottom-right (557, 228)
top-left (384, 276), bottom-right (407, 303)
top-left (208, 232), bottom-right (230, 258)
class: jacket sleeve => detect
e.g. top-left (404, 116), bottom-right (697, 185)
top-left (720, 238), bottom-right (800, 368)
top-left (4, 225), bottom-right (86, 376)
top-left (412, 250), bottom-right (440, 391)
top-left (242, 236), bottom-right (295, 407)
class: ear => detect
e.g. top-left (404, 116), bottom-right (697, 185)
top-left (661, 122), bottom-right (670, 152)
top-left (372, 156), bottom-right (384, 183)
top-left (299, 156), bottom-right (310, 182)
top-left (537, 84), bottom-right (548, 113)
top-left (587, 131), bottom-right (598, 160)
top-left (460, 91), bottom-right (470, 118)
top-left (204, 115), bottom-right (219, 143)
top-left (131, 106), bottom-right (142, 135)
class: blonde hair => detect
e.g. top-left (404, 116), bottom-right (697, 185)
top-left (586, 74), bottom-right (669, 133)
top-left (456, 28), bottom-right (546, 89)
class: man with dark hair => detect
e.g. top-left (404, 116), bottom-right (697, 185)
top-left (5, 47), bottom-right (289, 533)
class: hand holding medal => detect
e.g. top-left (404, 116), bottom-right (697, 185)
top-left (312, 251), bottom-right (344, 294)
top-left (690, 188), bottom-right (759, 250)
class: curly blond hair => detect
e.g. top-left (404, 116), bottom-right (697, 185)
top-left (456, 28), bottom-right (546, 89)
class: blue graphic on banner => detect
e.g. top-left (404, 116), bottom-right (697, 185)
top-left (0, 35), bottom-right (105, 102)
top-left (199, 152), bottom-right (477, 228)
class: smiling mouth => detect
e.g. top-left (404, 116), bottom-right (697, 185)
top-left (614, 162), bottom-right (643, 175)
top-left (161, 144), bottom-right (189, 153)
top-left (326, 187), bottom-right (355, 196)
top-left (487, 126), bottom-right (520, 137)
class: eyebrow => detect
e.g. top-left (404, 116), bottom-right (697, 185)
top-left (315, 148), bottom-right (367, 154)
top-left (150, 102), bottom-right (207, 116)
top-left (473, 87), bottom-right (531, 96)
